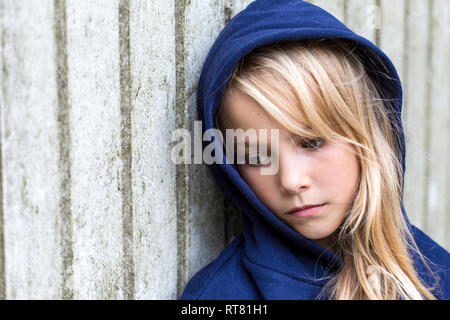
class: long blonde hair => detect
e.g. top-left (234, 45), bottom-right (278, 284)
top-left (215, 39), bottom-right (440, 300)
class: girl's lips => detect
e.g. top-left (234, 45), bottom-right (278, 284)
top-left (288, 204), bottom-right (326, 218)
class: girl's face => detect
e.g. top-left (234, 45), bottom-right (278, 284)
top-left (221, 89), bottom-right (361, 251)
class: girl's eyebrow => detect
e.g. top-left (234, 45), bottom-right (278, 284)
top-left (289, 129), bottom-right (315, 139)
top-left (234, 130), bottom-right (315, 146)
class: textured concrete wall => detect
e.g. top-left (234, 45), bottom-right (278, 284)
top-left (0, 0), bottom-right (448, 299)
top-left (1, 0), bottom-right (67, 299)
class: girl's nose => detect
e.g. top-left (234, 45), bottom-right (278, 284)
top-left (278, 151), bottom-right (311, 195)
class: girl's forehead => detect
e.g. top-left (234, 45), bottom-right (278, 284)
top-left (221, 88), bottom-right (311, 135)
top-left (222, 89), bottom-right (283, 131)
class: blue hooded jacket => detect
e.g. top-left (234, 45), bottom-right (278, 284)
top-left (180, 0), bottom-right (450, 300)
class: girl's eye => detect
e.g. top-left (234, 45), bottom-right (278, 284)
top-left (300, 138), bottom-right (325, 150)
top-left (246, 154), bottom-right (271, 167)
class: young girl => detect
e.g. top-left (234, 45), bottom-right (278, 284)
top-left (180, 0), bottom-right (450, 299)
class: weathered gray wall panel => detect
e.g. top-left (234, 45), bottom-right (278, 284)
top-left (346, 0), bottom-right (377, 43)
top-left (1, 0), bottom-right (65, 299)
top-left (183, 0), bottom-right (228, 290)
top-left (403, 0), bottom-right (430, 231)
top-left (0, 0), bottom-right (5, 300)
top-left (426, 0), bottom-right (449, 248)
top-left (66, 1), bottom-right (125, 299)
top-left (310, 0), bottom-right (345, 22)
top-left (129, 0), bottom-right (178, 299)
top-left (379, 0), bottom-right (406, 83)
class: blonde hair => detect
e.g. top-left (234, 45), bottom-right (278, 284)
top-left (215, 39), bottom-right (440, 300)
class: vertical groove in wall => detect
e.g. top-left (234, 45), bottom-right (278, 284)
top-left (401, 0), bottom-right (410, 201)
top-left (422, 0), bottom-right (434, 234)
top-left (343, 0), bottom-right (348, 25)
top-left (0, 0), bottom-right (6, 300)
top-left (224, 1), bottom-right (232, 25)
top-left (118, 0), bottom-right (135, 300)
top-left (53, 0), bottom-right (73, 299)
top-left (175, 0), bottom-right (189, 298)
top-left (402, 0), bottom-right (410, 117)
top-left (375, 0), bottom-right (381, 47)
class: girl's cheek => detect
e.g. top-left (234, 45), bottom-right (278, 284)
top-left (238, 165), bottom-right (276, 196)
top-left (315, 145), bottom-right (360, 194)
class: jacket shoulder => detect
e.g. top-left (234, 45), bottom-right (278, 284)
top-left (410, 224), bottom-right (450, 299)
top-left (179, 234), bottom-right (261, 300)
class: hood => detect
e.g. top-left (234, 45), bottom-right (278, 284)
top-left (196, 0), bottom-right (417, 292)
